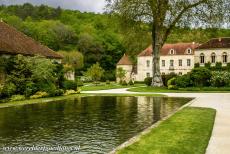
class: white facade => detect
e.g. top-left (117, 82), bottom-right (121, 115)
top-left (136, 55), bottom-right (194, 81)
top-left (116, 65), bottom-right (134, 82)
top-left (195, 48), bottom-right (230, 67)
top-left (116, 38), bottom-right (230, 82)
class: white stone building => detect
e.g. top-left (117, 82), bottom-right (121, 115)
top-left (195, 38), bottom-right (230, 67)
top-left (116, 38), bottom-right (230, 82)
top-left (116, 54), bottom-right (135, 82)
top-left (136, 43), bottom-right (198, 81)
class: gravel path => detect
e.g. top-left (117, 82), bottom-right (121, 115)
top-left (83, 88), bottom-right (230, 154)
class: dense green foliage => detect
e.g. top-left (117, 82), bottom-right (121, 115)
top-left (0, 55), bottom-right (65, 98)
top-left (0, 3), bottom-right (230, 80)
top-left (144, 77), bottom-right (153, 86)
top-left (84, 63), bottom-right (105, 82)
top-left (210, 71), bottom-right (230, 87)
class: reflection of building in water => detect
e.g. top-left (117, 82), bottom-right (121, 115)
top-left (136, 97), bottom-right (183, 122)
top-left (136, 97), bottom-right (154, 123)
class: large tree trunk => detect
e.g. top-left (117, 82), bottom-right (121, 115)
top-left (151, 25), bottom-right (164, 87)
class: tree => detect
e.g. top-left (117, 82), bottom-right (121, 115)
top-left (59, 51), bottom-right (84, 70)
top-left (116, 67), bottom-right (126, 82)
top-left (84, 63), bottom-right (105, 83)
top-left (106, 0), bottom-right (228, 87)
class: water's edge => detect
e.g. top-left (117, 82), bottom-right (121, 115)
top-left (109, 97), bottom-right (197, 154)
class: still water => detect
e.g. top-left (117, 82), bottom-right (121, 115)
top-left (0, 96), bottom-right (191, 153)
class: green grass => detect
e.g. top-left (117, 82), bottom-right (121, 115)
top-left (81, 83), bottom-right (144, 91)
top-left (128, 86), bottom-right (230, 93)
top-left (117, 107), bottom-right (216, 154)
top-left (0, 93), bottom-right (164, 109)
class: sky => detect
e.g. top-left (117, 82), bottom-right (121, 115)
top-left (0, 0), bottom-right (106, 13)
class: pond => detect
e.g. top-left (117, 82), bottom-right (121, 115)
top-left (0, 96), bottom-right (192, 153)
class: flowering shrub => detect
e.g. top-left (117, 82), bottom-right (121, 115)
top-left (210, 71), bottom-right (230, 87)
top-left (64, 89), bottom-right (81, 96)
top-left (10, 95), bottom-right (26, 101)
top-left (30, 91), bottom-right (48, 99)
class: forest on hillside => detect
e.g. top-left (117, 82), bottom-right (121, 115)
top-left (0, 3), bottom-right (229, 80)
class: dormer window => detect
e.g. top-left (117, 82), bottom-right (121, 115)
top-left (169, 49), bottom-right (175, 55)
top-left (187, 48), bottom-right (192, 54)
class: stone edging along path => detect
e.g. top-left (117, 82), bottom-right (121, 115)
top-left (82, 88), bottom-right (230, 154)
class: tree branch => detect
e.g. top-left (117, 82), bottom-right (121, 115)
top-left (162, 0), bottom-right (208, 44)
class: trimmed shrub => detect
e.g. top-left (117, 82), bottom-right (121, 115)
top-left (122, 80), bottom-right (128, 86)
top-left (167, 77), bottom-right (176, 87)
top-left (128, 80), bottom-right (134, 85)
top-left (162, 73), bottom-right (177, 86)
top-left (63, 80), bottom-right (78, 90)
top-left (175, 74), bottom-right (192, 88)
top-left (10, 95), bottom-right (26, 101)
top-left (190, 67), bottom-right (211, 87)
top-left (144, 77), bottom-right (152, 86)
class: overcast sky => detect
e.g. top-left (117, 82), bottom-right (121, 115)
top-left (0, 0), bottom-right (106, 13)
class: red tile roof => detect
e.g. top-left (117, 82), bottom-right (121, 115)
top-left (138, 43), bottom-right (199, 57)
top-left (196, 38), bottom-right (230, 49)
top-left (0, 21), bottom-right (63, 59)
top-left (117, 54), bottom-right (133, 65)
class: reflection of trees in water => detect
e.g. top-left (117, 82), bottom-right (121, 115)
top-left (0, 96), bottom-right (190, 153)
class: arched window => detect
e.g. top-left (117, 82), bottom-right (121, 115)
top-left (200, 53), bottom-right (205, 64)
top-left (223, 52), bottom-right (228, 63)
top-left (169, 49), bottom-right (175, 55)
top-left (187, 48), bottom-right (192, 54)
top-left (211, 53), bottom-right (216, 63)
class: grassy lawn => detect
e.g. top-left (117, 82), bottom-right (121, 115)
top-left (81, 83), bottom-right (144, 91)
top-left (117, 107), bottom-right (216, 154)
top-left (128, 86), bottom-right (230, 93)
top-left (0, 93), bottom-right (164, 109)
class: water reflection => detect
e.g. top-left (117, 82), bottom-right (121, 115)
top-left (0, 96), bottom-right (191, 153)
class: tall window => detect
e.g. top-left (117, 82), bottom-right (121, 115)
top-left (211, 53), bottom-right (216, 63)
top-left (170, 60), bottom-right (174, 67)
top-left (223, 52), bottom-right (228, 63)
top-left (162, 60), bottom-right (165, 67)
top-left (200, 53), bottom-right (205, 64)
top-left (146, 72), bottom-right (150, 77)
top-left (146, 60), bottom-right (150, 67)
top-left (187, 59), bottom-right (191, 66)
top-left (179, 59), bottom-right (182, 66)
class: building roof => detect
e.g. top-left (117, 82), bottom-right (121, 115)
top-left (138, 43), bottom-right (199, 57)
top-left (196, 38), bottom-right (230, 50)
top-left (117, 54), bottom-right (133, 65)
top-left (0, 21), bottom-right (63, 59)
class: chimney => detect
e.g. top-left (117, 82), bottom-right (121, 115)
top-left (219, 38), bottom-right (222, 42)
